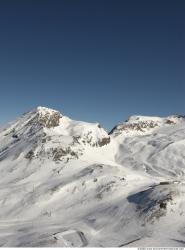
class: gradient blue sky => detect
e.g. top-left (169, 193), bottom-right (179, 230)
top-left (0, 0), bottom-right (184, 130)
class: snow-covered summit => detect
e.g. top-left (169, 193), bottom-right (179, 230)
top-left (127, 114), bottom-right (185, 123)
top-left (0, 106), bottom-right (110, 163)
top-left (25, 106), bottom-right (62, 129)
top-left (110, 114), bottom-right (185, 137)
top-left (36, 106), bottom-right (61, 114)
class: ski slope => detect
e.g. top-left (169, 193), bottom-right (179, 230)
top-left (0, 107), bottom-right (185, 247)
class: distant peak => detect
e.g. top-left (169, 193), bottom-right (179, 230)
top-left (110, 114), bottom-right (185, 136)
top-left (127, 115), bottom-right (163, 123)
top-left (126, 114), bottom-right (185, 123)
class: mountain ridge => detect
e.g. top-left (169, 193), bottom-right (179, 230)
top-left (3, 105), bottom-right (185, 134)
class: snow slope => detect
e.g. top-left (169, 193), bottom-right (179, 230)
top-left (0, 107), bottom-right (185, 247)
top-left (111, 115), bottom-right (185, 178)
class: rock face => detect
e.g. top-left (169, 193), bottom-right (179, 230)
top-left (110, 120), bottom-right (159, 135)
top-left (98, 136), bottom-right (111, 146)
top-left (37, 107), bottom-right (61, 128)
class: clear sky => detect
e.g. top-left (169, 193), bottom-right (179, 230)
top-left (0, 0), bottom-right (184, 131)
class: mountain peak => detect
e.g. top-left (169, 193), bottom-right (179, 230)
top-left (110, 114), bottom-right (185, 137)
top-left (34, 106), bottom-right (62, 128)
top-left (36, 106), bottom-right (61, 115)
top-left (127, 114), bottom-right (185, 123)
top-left (127, 115), bottom-right (162, 122)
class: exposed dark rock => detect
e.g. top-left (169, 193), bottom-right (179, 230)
top-left (52, 147), bottom-right (78, 161)
top-left (109, 121), bottom-right (159, 136)
top-left (38, 111), bottom-right (61, 128)
top-left (165, 119), bottom-right (175, 125)
top-left (98, 137), bottom-right (110, 146)
top-left (25, 150), bottom-right (34, 160)
top-left (159, 181), bottom-right (171, 185)
top-left (159, 201), bottom-right (167, 209)
top-left (42, 138), bottom-right (47, 143)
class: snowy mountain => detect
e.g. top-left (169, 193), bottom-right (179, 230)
top-left (0, 107), bottom-right (185, 247)
top-left (0, 107), bottom-right (110, 163)
top-left (110, 114), bottom-right (185, 178)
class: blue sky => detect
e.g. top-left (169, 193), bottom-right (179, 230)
top-left (0, 0), bottom-right (184, 130)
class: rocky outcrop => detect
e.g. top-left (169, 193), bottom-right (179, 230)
top-left (37, 108), bottom-right (61, 128)
top-left (110, 120), bottom-right (159, 135)
top-left (98, 137), bottom-right (110, 146)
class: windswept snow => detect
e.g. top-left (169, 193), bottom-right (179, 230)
top-left (0, 107), bottom-right (185, 247)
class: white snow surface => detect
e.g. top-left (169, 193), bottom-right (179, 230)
top-left (0, 107), bottom-right (185, 247)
